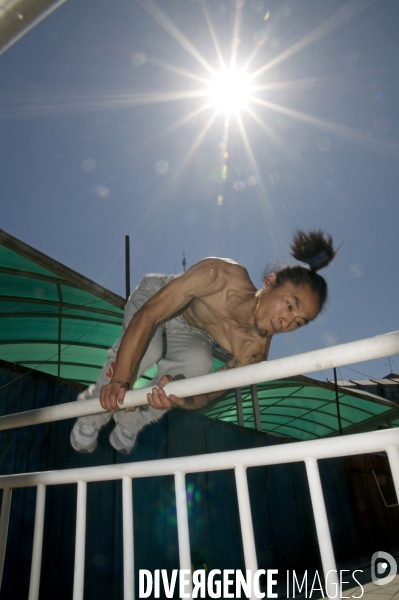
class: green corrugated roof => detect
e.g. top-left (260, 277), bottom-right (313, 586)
top-left (0, 230), bottom-right (126, 385)
top-left (201, 375), bottom-right (399, 440)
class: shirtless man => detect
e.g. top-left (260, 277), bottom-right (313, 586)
top-left (70, 230), bottom-right (336, 454)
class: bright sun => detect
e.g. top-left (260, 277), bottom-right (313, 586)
top-left (207, 69), bottom-right (250, 114)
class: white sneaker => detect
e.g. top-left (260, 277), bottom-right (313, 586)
top-left (70, 422), bottom-right (98, 453)
top-left (109, 423), bottom-right (137, 455)
top-left (77, 384), bottom-right (96, 402)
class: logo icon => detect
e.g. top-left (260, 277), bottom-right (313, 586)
top-left (371, 551), bottom-right (397, 586)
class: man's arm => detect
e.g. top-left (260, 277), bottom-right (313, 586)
top-left (147, 344), bottom-right (271, 411)
top-left (100, 258), bottom-right (228, 412)
top-left (147, 364), bottom-right (236, 411)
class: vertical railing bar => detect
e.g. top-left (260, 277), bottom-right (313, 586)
top-left (234, 464), bottom-right (258, 600)
top-left (386, 446), bottom-right (399, 503)
top-left (251, 384), bottom-right (262, 431)
top-left (73, 481), bottom-right (87, 600)
top-left (28, 483), bottom-right (46, 600)
top-left (0, 488), bottom-right (12, 590)
top-left (174, 471), bottom-right (192, 599)
top-left (236, 387), bottom-right (244, 427)
top-left (304, 458), bottom-right (339, 598)
top-left (122, 476), bottom-right (134, 600)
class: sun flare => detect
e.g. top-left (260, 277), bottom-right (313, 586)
top-left (207, 69), bottom-right (250, 114)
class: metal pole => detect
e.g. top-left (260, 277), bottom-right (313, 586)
top-left (0, 489), bottom-right (12, 589)
top-left (1, 331), bottom-right (398, 431)
top-left (73, 481), bottom-right (87, 600)
top-left (386, 446), bottom-right (399, 504)
top-left (333, 368), bottom-right (343, 436)
top-left (234, 464), bottom-right (258, 600)
top-left (251, 384), bottom-right (262, 431)
top-left (236, 387), bottom-right (244, 427)
top-left (28, 484), bottom-right (46, 600)
top-left (125, 235), bottom-right (130, 300)
top-left (305, 458), bottom-right (338, 598)
top-left (57, 284), bottom-right (62, 378)
top-left (122, 477), bottom-right (134, 600)
top-left (174, 471), bottom-right (192, 598)
top-left (182, 250), bottom-right (187, 273)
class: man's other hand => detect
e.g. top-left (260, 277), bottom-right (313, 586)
top-left (100, 381), bottom-right (129, 412)
top-left (147, 375), bottom-right (186, 410)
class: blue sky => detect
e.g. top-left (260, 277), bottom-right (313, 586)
top-left (1, 0), bottom-right (398, 382)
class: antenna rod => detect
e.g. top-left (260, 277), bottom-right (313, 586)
top-left (125, 235), bottom-right (130, 300)
top-left (182, 250), bottom-right (186, 273)
top-left (333, 367), bottom-right (343, 436)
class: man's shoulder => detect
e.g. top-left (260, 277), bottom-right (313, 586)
top-left (198, 256), bottom-right (247, 272)
top-left (177, 258), bottom-right (254, 296)
top-left (204, 257), bottom-right (251, 280)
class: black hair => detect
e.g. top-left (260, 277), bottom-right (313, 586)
top-left (272, 230), bottom-right (338, 313)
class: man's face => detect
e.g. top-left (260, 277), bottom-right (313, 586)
top-left (254, 275), bottom-right (320, 337)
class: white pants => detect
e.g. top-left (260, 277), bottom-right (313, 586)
top-left (77, 274), bottom-right (214, 432)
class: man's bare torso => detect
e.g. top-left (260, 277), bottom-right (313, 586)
top-left (181, 259), bottom-right (272, 366)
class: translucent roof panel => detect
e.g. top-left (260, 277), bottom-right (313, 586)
top-left (0, 230), bottom-right (125, 385)
top-left (202, 376), bottom-right (398, 440)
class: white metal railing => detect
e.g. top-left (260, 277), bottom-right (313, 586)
top-left (0, 331), bottom-right (398, 600)
top-left (0, 429), bottom-right (398, 599)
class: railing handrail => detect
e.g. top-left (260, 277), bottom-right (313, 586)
top-left (0, 331), bottom-right (398, 432)
top-left (0, 427), bottom-right (398, 489)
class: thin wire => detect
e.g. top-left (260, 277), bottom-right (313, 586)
top-left (341, 365), bottom-right (376, 379)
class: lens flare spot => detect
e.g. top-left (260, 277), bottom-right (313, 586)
top-left (343, 51), bottom-right (360, 66)
top-left (217, 195), bottom-right (223, 205)
top-left (268, 172), bottom-right (280, 184)
top-left (247, 174), bottom-right (259, 186)
top-left (132, 53), bottom-right (146, 66)
top-left (155, 159), bottom-right (169, 175)
top-left (233, 180), bottom-right (245, 191)
top-left (281, 6), bottom-right (292, 17)
top-left (322, 332), bottom-right (338, 346)
top-left (95, 185), bottom-right (110, 198)
top-left (350, 264), bottom-right (362, 278)
top-left (317, 137), bottom-right (331, 152)
top-left (251, 0), bottom-right (264, 12)
top-left (81, 158), bottom-right (96, 173)
top-left (253, 30), bottom-right (268, 45)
